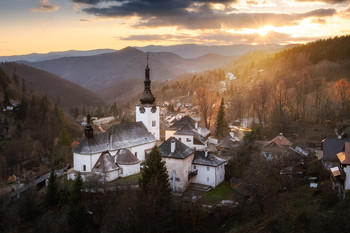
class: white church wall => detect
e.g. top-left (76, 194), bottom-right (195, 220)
top-left (119, 163), bottom-right (140, 177)
top-left (129, 142), bottom-right (156, 161)
top-left (136, 105), bottom-right (160, 140)
top-left (74, 152), bottom-right (101, 173)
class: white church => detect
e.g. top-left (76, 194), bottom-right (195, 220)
top-left (69, 57), bottom-right (226, 191)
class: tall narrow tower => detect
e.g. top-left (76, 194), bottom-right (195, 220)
top-left (136, 54), bottom-right (160, 140)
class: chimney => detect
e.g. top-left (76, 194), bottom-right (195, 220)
top-left (195, 121), bottom-right (198, 129)
top-left (205, 150), bottom-right (208, 157)
top-left (171, 139), bottom-right (176, 153)
top-left (279, 132), bottom-right (283, 140)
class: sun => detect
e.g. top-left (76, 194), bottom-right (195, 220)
top-left (256, 25), bottom-right (274, 36)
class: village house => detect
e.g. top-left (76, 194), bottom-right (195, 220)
top-left (260, 133), bottom-right (293, 160)
top-left (159, 137), bottom-right (226, 192)
top-left (165, 115), bottom-right (210, 151)
top-left (320, 138), bottom-right (350, 169)
top-left (330, 142), bottom-right (350, 198)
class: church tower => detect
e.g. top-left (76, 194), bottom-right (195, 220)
top-left (136, 54), bottom-right (160, 140)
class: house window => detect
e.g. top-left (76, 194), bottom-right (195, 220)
top-left (135, 152), bottom-right (137, 158)
top-left (207, 166), bottom-right (210, 171)
top-left (120, 168), bottom-right (123, 174)
top-left (152, 121), bottom-right (156, 127)
top-left (186, 138), bottom-right (191, 142)
top-left (83, 165), bottom-right (86, 171)
top-left (194, 165), bottom-right (196, 169)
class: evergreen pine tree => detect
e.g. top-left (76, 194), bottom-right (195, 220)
top-left (138, 145), bottom-right (170, 199)
top-left (53, 121), bottom-right (73, 165)
top-left (67, 173), bottom-right (87, 233)
top-left (215, 97), bottom-right (228, 139)
top-left (46, 170), bottom-right (58, 205)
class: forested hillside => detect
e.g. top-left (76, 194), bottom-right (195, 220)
top-left (0, 62), bottom-right (106, 110)
top-left (149, 36), bottom-right (350, 139)
top-left (0, 66), bottom-right (81, 183)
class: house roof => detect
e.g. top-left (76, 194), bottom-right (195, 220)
top-left (92, 151), bottom-right (119, 173)
top-left (337, 142), bottom-right (350, 165)
top-left (322, 138), bottom-right (350, 161)
top-left (217, 137), bottom-right (237, 149)
top-left (193, 151), bottom-right (226, 167)
top-left (264, 134), bottom-right (292, 148)
top-left (159, 137), bottom-right (194, 159)
top-left (114, 148), bottom-right (140, 165)
top-left (169, 115), bottom-right (196, 130)
top-left (73, 122), bottom-right (156, 155)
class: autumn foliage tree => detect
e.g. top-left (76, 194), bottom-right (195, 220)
top-left (334, 78), bottom-right (350, 119)
top-left (194, 86), bottom-right (218, 129)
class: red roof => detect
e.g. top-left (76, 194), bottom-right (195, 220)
top-left (264, 134), bottom-right (292, 148)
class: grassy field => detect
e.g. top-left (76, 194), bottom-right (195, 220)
top-left (184, 181), bottom-right (237, 205)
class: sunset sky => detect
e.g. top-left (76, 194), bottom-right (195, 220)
top-left (1, 0), bottom-right (350, 56)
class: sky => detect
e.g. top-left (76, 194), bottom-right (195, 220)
top-left (1, 0), bottom-right (350, 56)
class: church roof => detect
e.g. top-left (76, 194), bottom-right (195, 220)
top-left (73, 122), bottom-right (156, 155)
top-left (159, 137), bottom-right (194, 159)
top-left (115, 148), bottom-right (140, 165)
top-left (92, 151), bottom-right (119, 173)
top-left (139, 57), bottom-right (155, 104)
top-left (193, 151), bottom-right (226, 167)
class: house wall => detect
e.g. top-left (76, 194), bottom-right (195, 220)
top-left (191, 163), bottom-right (225, 188)
top-left (173, 135), bottom-right (194, 148)
top-left (165, 130), bottom-right (176, 140)
top-left (119, 163), bottom-right (141, 177)
top-left (105, 170), bottom-right (120, 181)
top-left (163, 154), bottom-right (194, 192)
top-left (136, 105), bottom-right (160, 140)
top-left (74, 152), bottom-right (101, 173)
top-left (345, 165), bottom-right (350, 190)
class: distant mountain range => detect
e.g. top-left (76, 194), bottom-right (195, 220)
top-left (0, 44), bottom-right (285, 62)
top-left (136, 44), bottom-right (284, 58)
top-left (21, 47), bottom-right (235, 92)
top-left (0, 49), bottom-right (115, 63)
top-left (0, 63), bottom-right (105, 108)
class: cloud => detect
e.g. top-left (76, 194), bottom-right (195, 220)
top-left (119, 30), bottom-right (325, 45)
top-left (31, 0), bottom-right (60, 12)
top-left (72, 0), bottom-right (337, 29)
top-left (294, 0), bottom-right (349, 4)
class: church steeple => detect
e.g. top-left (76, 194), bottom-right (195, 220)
top-left (84, 112), bottom-right (94, 138)
top-left (139, 53), bottom-right (155, 105)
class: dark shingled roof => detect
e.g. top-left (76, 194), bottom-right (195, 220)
top-left (169, 115), bottom-right (196, 130)
top-left (159, 137), bottom-right (194, 159)
top-left (193, 151), bottom-right (226, 167)
top-left (73, 122), bottom-right (156, 155)
top-left (322, 138), bottom-right (350, 161)
top-left (114, 148), bottom-right (140, 165)
top-left (92, 151), bottom-right (119, 173)
top-left (217, 137), bottom-right (237, 149)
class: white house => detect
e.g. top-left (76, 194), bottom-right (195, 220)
top-left (159, 137), bottom-right (226, 192)
top-left (191, 151), bottom-right (226, 188)
top-left (165, 116), bottom-right (209, 151)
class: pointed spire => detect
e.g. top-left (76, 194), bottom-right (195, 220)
top-left (84, 111), bottom-right (94, 138)
top-left (139, 52), bottom-right (155, 105)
